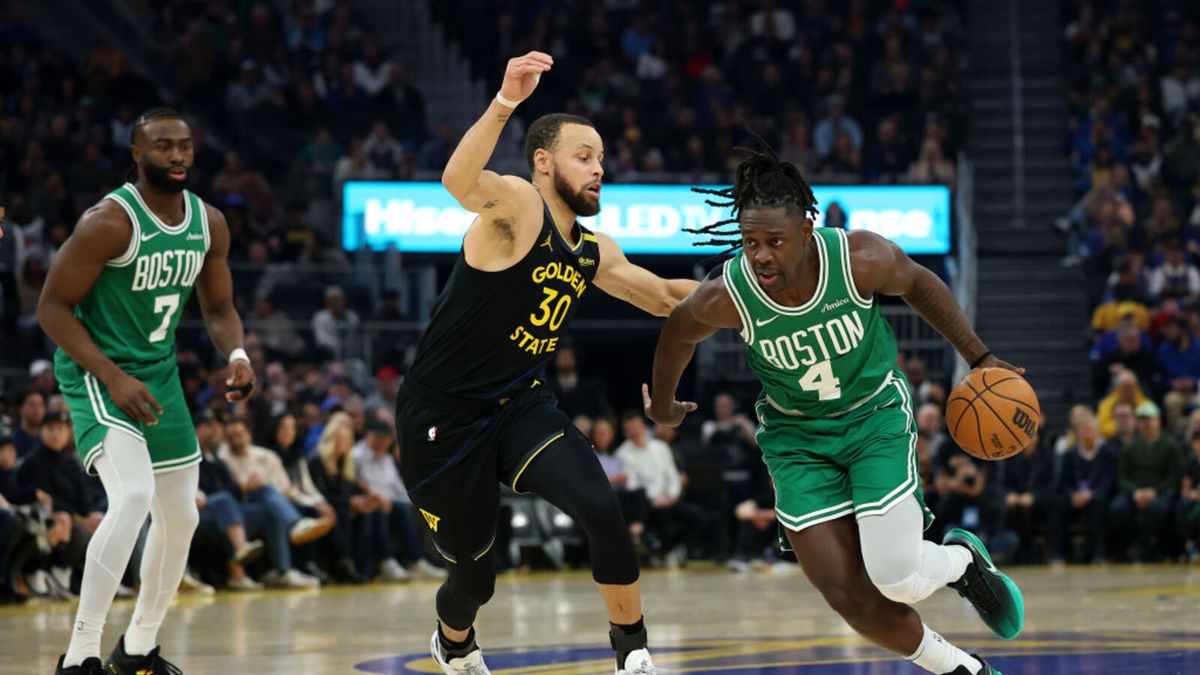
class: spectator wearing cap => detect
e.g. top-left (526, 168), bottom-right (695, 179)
top-left (353, 418), bottom-right (444, 581)
top-left (1156, 317), bottom-right (1200, 434)
top-left (312, 285), bottom-right (361, 361)
top-left (17, 411), bottom-right (102, 532)
top-left (27, 359), bottom-right (56, 398)
top-left (10, 390), bottom-right (46, 460)
top-left (1109, 402), bottom-right (1183, 561)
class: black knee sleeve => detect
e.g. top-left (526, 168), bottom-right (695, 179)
top-left (436, 560), bottom-right (497, 630)
top-left (575, 488), bottom-right (640, 585)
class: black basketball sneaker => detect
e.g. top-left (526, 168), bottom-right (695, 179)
top-left (103, 635), bottom-right (182, 674)
top-left (54, 655), bottom-right (103, 674)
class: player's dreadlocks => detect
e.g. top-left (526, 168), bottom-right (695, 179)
top-left (687, 133), bottom-right (819, 256)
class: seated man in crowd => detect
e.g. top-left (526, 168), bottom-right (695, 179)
top-left (1052, 416), bottom-right (1117, 563)
top-left (1109, 402), bottom-right (1182, 562)
top-left (352, 416), bottom-right (446, 580)
top-left (993, 424), bottom-right (1057, 563)
top-left (615, 411), bottom-right (708, 566)
top-left (1178, 430), bottom-right (1200, 562)
top-left (193, 411), bottom-right (265, 591)
top-left (932, 444), bottom-right (1002, 542)
top-left (218, 417), bottom-right (325, 587)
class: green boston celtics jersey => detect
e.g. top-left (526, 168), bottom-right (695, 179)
top-left (59, 183), bottom-right (210, 367)
top-left (724, 227), bottom-right (899, 418)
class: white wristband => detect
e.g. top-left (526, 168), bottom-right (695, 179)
top-left (495, 92), bottom-right (522, 108)
top-left (228, 348), bottom-right (250, 364)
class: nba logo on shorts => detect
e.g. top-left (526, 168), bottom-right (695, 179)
top-left (427, 426), bottom-right (438, 442)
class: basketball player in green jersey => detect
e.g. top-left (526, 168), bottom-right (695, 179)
top-left (645, 149), bottom-right (1024, 675)
top-left (38, 108), bottom-right (256, 675)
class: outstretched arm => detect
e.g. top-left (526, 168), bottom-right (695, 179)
top-left (848, 230), bottom-right (1023, 373)
top-left (645, 276), bottom-right (743, 427)
top-left (196, 205), bottom-right (256, 402)
top-left (441, 51), bottom-right (553, 219)
top-left (593, 232), bottom-right (699, 316)
top-left (37, 202), bottom-right (164, 424)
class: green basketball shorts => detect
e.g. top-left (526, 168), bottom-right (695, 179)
top-left (56, 356), bottom-right (199, 475)
top-left (754, 374), bottom-right (933, 542)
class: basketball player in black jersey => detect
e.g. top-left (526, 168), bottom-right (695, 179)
top-left (396, 51), bottom-right (697, 675)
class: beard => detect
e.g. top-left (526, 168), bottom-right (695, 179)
top-left (142, 162), bottom-right (189, 193)
top-left (553, 170), bottom-right (600, 217)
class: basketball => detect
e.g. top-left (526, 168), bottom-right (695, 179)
top-left (945, 367), bottom-right (1041, 461)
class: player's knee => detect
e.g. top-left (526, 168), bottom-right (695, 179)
top-left (447, 564), bottom-right (496, 608)
top-left (176, 498), bottom-right (201, 534)
top-left (115, 481), bottom-right (155, 518)
top-left (819, 582), bottom-right (873, 621)
top-left (872, 572), bottom-right (925, 605)
top-left (572, 487), bottom-right (624, 532)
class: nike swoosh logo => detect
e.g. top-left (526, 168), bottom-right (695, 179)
top-left (754, 315), bottom-right (779, 327)
top-left (140, 231), bottom-right (161, 242)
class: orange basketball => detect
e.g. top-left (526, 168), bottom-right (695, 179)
top-left (945, 367), bottom-right (1041, 461)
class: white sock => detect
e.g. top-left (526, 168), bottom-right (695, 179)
top-left (906, 624), bottom-right (982, 674)
top-left (64, 430), bottom-right (155, 666)
top-left (928, 541), bottom-right (973, 586)
top-left (125, 464), bottom-right (200, 655)
top-left (63, 611), bottom-right (106, 668)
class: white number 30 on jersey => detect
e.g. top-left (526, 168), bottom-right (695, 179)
top-left (798, 360), bottom-right (842, 400)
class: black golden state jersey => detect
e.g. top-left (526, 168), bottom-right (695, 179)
top-left (404, 201), bottom-right (601, 405)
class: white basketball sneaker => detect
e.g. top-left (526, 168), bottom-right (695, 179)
top-left (430, 631), bottom-right (492, 674)
top-left (617, 648), bottom-right (659, 675)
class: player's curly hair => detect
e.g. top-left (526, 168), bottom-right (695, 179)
top-left (688, 131), bottom-right (819, 255)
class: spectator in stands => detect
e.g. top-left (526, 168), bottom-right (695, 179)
top-left (933, 446), bottom-right (1000, 541)
top-left (1109, 402), bottom-right (1182, 562)
top-left (549, 345), bottom-right (608, 423)
top-left (1097, 370), bottom-right (1150, 439)
top-left (1052, 416), bottom-right (1116, 563)
top-left (10, 390), bottom-right (45, 459)
top-left (1149, 241), bottom-right (1200, 302)
top-left (361, 120), bottom-right (405, 178)
top-left (266, 412), bottom-right (340, 582)
top-left (1091, 322), bottom-right (1155, 399)
top-left (907, 135), bottom-right (957, 187)
top-left (592, 419), bottom-right (624, 487)
top-left (813, 94), bottom-right (863, 159)
top-left (312, 285), bottom-right (361, 361)
top-left (377, 65), bottom-right (426, 143)
top-left (18, 412), bottom-right (100, 533)
top-left (27, 359), bottom-right (57, 399)
top-left (249, 295), bottom-right (305, 361)
top-left (701, 392), bottom-right (758, 509)
top-left (915, 403), bottom-right (949, 464)
top-left (193, 411), bottom-right (264, 591)
top-left (353, 417), bottom-right (445, 580)
top-left (1178, 431), bottom-right (1200, 562)
top-left (727, 457), bottom-right (780, 573)
top-left (993, 428), bottom-right (1057, 564)
top-left (310, 412), bottom-right (384, 581)
top-left (418, 119), bottom-right (457, 171)
top-left (616, 411), bottom-right (706, 565)
top-left (865, 117), bottom-right (909, 183)
top-left (1107, 401), bottom-right (1138, 451)
top-left (1156, 316), bottom-right (1200, 434)
top-left (217, 417), bottom-right (323, 588)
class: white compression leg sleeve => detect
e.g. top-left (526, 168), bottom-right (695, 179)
top-left (124, 463), bottom-right (200, 655)
top-left (64, 429), bottom-right (155, 667)
top-left (857, 495), bottom-right (971, 605)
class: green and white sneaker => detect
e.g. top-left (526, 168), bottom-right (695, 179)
top-left (944, 528), bottom-right (1025, 640)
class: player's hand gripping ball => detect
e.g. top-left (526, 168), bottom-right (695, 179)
top-left (946, 367), bottom-right (1040, 461)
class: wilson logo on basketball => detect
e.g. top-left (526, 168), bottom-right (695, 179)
top-left (1011, 409), bottom-right (1037, 437)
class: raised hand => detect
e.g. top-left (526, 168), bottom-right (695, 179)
top-left (499, 51), bottom-right (553, 104)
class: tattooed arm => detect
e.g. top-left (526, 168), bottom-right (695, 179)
top-left (848, 230), bottom-right (1024, 373)
top-left (441, 51), bottom-right (553, 219)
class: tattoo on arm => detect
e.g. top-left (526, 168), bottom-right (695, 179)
top-left (497, 113), bottom-right (510, 123)
top-left (482, 200), bottom-right (498, 209)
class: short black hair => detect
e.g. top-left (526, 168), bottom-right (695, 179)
top-left (525, 113), bottom-right (594, 171)
top-left (16, 389), bottom-right (44, 408)
top-left (689, 135), bottom-right (819, 255)
top-left (130, 107), bottom-right (186, 145)
top-left (620, 409), bottom-right (645, 423)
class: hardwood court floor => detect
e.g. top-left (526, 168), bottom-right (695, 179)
top-left (3, 564), bottom-right (1198, 674)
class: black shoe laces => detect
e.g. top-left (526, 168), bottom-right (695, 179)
top-left (955, 563), bottom-right (1002, 614)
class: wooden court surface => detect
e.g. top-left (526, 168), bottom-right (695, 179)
top-left (3, 564), bottom-right (1198, 674)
